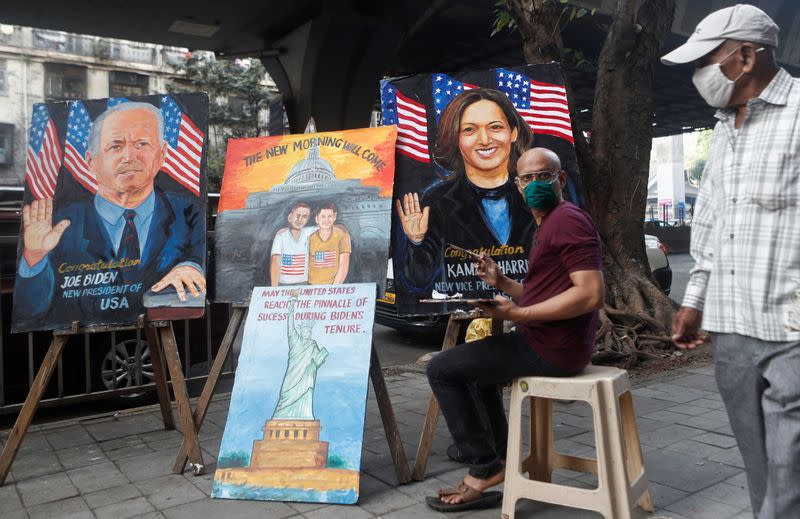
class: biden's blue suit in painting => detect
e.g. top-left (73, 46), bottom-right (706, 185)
top-left (12, 186), bottom-right (204, 331)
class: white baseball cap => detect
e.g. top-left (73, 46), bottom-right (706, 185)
top-left (661, 4), bottom-right (779, 66)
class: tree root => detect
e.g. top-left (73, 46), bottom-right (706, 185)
top-left (593, 266), bottom-right (676, 368)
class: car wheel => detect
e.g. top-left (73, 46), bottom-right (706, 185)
top-left (101, 338), bottom-right (155, 400)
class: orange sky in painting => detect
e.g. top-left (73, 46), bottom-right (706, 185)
top-left (217, 127), bottom-right (397, 213)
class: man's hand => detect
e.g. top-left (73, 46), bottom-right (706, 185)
top-left (151, 265), bottom-right (206, 302)
top-left (395, 193), bottom-right (429, 243)
top-left (671, 307), bottom-right (706, 349)
top-left (22, 198), bottom-right (70, 268)
top-left (475, 253), bottom-right (503, 288)
top-left (476, 295), bottom-right (518, 321)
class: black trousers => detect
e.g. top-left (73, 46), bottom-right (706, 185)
top-left (426, 331), bottom-right (575, 478)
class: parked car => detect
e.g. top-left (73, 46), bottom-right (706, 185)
top-left (376, 234), bottom-right (673, 336)
top-left (645, 234), bottom-right (672, 295)
top-left (375, 261), bottom-right (449, 337)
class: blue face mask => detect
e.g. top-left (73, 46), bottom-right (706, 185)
top-left (523, 179), bottom-right (558, 209)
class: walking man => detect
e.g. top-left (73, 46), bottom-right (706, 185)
top-left (664, 5), bottom-right (800, 517)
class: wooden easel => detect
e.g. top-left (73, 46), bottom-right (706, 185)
top-left (172, 304), bottom-right (246, 474)
top-left (412, 311), bottom-right (503, 481)
top-left (0, 317), bottom-right (200, 486)
top-left (171, 305), bottom-right (413, 484)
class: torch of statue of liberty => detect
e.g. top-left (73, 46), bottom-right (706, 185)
top-left (271, 293), bottom-right (329, 419)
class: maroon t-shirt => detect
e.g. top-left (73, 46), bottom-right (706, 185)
top-left (516, 201), bottom-right (603, 373)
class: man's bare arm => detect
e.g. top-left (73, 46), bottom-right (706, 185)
top-left (495, 275), bottom-right (523, 300)
top-left (517, 270), bottom-right (604, 321)
top-left (480, 270), bottom-right (604, 322)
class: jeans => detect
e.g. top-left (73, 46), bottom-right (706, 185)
top-left (712, 333), bottom-right (800, 518)
top-left (426, 331), bottom-right (576, 479)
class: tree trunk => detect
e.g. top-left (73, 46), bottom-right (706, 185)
top-left (507, 0), bottom-right (678, 363)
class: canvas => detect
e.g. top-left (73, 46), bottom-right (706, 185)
top-left (212, 283), bottom-right (376, 504)
top-left (213, 127), bottom-right (396, 303)
top-left (380, 64), bottom-right (580, 314)
top-left (12, 93), bottom-right (208, 332)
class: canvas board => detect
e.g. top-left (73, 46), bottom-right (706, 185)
top-left (212, 283), bottom-right (376, 504)
top-left (12, 93), bottom-right (208, 332)
top-left (213, 128), bottom-right (396, 303)
top-left (380, 64), bottom-right (580, 314)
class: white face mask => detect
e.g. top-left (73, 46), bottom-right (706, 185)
top-left (692, 45), bottom-right (763, 108)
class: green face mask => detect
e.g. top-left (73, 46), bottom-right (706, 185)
top-left (523, 179), bottom-right (558, 209)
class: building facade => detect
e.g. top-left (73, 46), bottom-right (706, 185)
top-left (0, 23), bottom-right (280, 187)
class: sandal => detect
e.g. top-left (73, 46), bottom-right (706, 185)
top-left (425, 479), bottom-right (502, 512)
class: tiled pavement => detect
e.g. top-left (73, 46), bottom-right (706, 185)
top-left (0, 362), bottom-right (753, 518)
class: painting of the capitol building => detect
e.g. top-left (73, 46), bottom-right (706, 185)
top-left (213, 127), bottom-right (396, 303)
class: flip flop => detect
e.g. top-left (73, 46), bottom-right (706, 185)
top-left (425, 479), bottom-right (503, 512)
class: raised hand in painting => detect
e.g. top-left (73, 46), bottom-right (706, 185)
top-left (395, 192), bottom-right (429, 244)
top-left (22, 198), bottom-right (70, 268)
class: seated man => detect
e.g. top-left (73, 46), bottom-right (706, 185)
top-left (425, 147), bottom-right (604, 512)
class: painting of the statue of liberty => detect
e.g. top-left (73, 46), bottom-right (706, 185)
top-left (212, 284), bottom-right (376, 504)
top-left (272, 292), bottom-right (328, 420)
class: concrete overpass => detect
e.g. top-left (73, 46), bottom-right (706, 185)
top-left (2, 0), bottom-right (798, 135)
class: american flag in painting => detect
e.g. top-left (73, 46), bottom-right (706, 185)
top-left (495, 68), bottom-right (574, 143)
top-left (281, 254), bottom-right (306, 276)
top-left (63, 100), bottom-right (97, 193)
top-left (313, 250), bottom-right (337, 269)
top-left (380, 83), bottom-right (430, 163)
top-left (432, 73), bottom-right (477, 122)
top-left (160, 95), bottom-right (204, 196)
top-left (107, 97), bottom-right (129, 109)
top-left (25, 104), bottom-right (62, 200)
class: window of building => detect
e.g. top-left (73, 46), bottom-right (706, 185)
top-left (109, 71), bottom-right (149, 97)
top-left (228, 96), bottom-right (249, 120)
top-left (0, 124), bottom-right (14, 165)
top-left (0, 60), bottom-right (7, 95)
top-left (169, 78), bottom-right (197, 92)
top-left (44, 63), bottom-right (87, 101)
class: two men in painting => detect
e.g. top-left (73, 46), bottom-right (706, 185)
top-left (270, 201), bottom-right (351, 286)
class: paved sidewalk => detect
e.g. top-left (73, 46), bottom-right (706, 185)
top-left (0, 362), bottom-right (751, 519)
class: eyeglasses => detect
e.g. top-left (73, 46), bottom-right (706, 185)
top-left (515, 170), bottom-right (558, 187)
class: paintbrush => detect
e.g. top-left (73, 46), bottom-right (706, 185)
top-left (446, 243), bottom-right (482, 259)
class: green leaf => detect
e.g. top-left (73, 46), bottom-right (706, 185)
top-left (491, 9), bottom-right (516, 36)
top-left (168, 55), bottom-right (276, 179)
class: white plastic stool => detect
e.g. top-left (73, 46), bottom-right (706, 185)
top-left (501, 365), bottom-right (653, 519)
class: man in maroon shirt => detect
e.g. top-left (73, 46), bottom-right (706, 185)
top-left (426, 148), bottom-right (604, 512)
